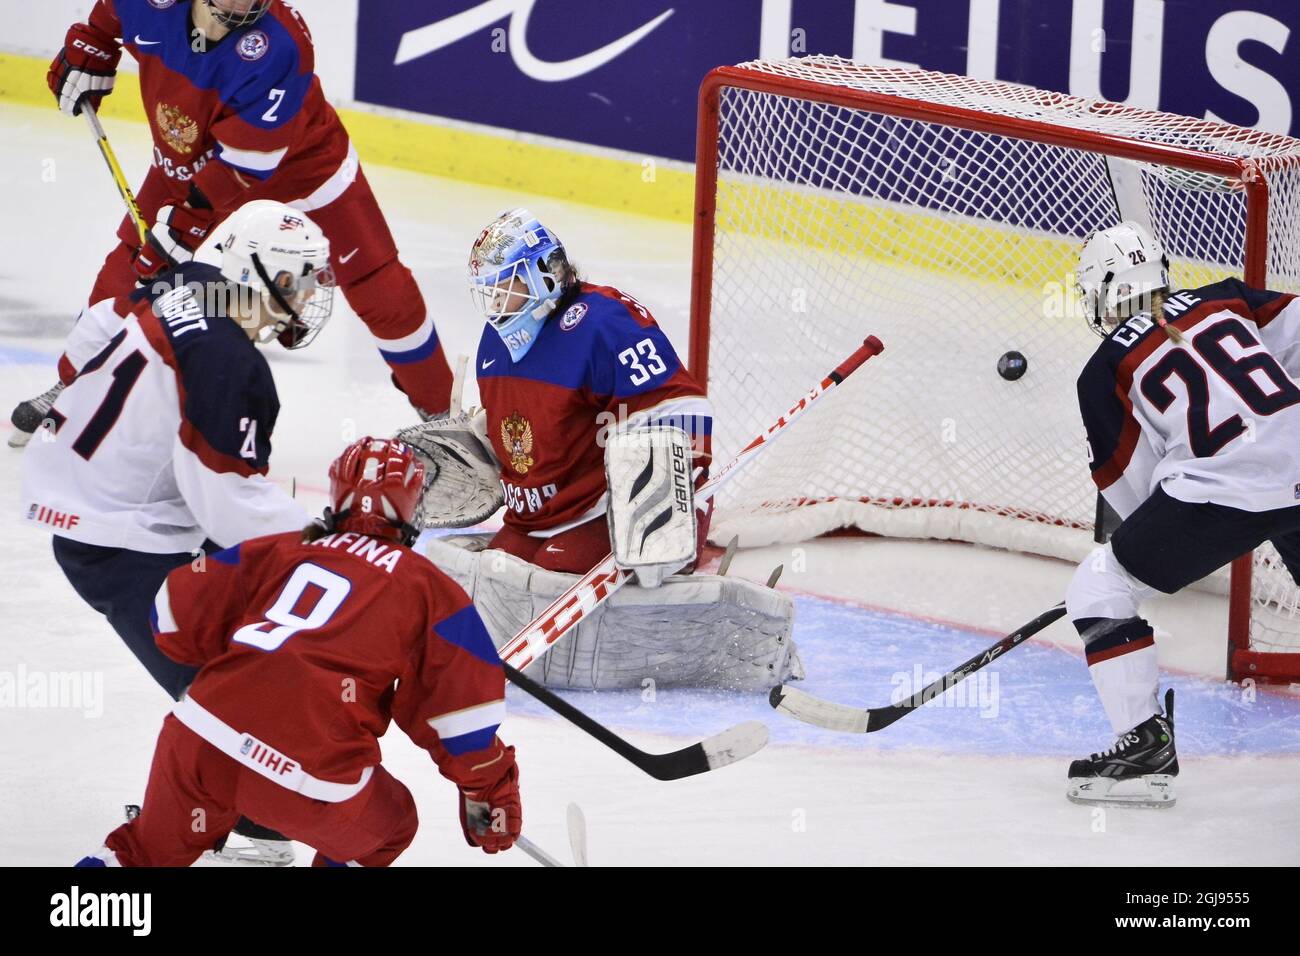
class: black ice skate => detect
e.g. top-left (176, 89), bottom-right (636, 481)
top-left (203, 817), bottom-right (296, 867)
top-left (8, 381), bottom-right (65, 448)
top-left (1067, 688), bottom-right (1178, 809)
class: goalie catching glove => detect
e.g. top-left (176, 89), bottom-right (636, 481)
top-left (605, 426), bottom-right (697, 588)
top-left (394, 408), bottom-right (504, 528)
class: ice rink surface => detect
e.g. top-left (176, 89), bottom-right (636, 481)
top-left (2, 103), bottom-right (1297, 866)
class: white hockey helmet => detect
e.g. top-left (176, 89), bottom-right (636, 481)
top-left (1076, 221), bottom-right (1170, 335)
top-left (205, 199), bottom-right (335, 349)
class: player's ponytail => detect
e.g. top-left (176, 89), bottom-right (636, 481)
top-left (1151, 289), bottom-right (1183, 344)
top-left (549, 259), bottom-right (585, 317)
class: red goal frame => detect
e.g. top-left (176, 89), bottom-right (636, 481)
top-left (688, 63), bottom-right (1299, 684)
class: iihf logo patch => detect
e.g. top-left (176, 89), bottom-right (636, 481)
top-left (26, 504), bottom-right (37, 521)
top-left (240, 737), bottom-right (254, 755)
top-left (237, 30), bottom-right (270, 61)
top-left (1294, 482), bottom-right (1300, 500)
top-left (560, 302), bottom-right (588, 331)
top-left (147, 0), bottom-right (176, 8)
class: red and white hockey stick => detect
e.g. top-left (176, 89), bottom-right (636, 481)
top-left (499, 335), bottom-right (885, 671)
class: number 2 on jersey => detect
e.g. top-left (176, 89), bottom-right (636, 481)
top-left (233, 563), bottom-right (352, 652)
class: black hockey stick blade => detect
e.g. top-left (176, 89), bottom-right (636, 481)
top-left (769, 603), bottom-right (1068, 734)
top-left (504, 663), bottom-right (768, 780)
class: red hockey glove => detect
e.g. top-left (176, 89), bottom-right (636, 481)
top-left (130, 230), bottom-right (181, 284)
top-left (154, 202), bottom-right (216, 258)
top-left (48, 22), bottom-right (121, 117)
top-left (457, 746), bottom-right (521, 854)
top-left (132, 189), bottom-right (216, 282)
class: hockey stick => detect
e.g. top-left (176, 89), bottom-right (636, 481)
top-left (515, 836), bottom-right (564, 867)
top-left (512, 804), bottom-right (589, 866)
top-left (498, 335), bottom-right (886, 672)
top-left (504, 662), bottom-right (768, 781)
top-left (82, 105), bottom-right (152, 248)
top-left (769, 602), bottom-right (1068, 733)
top-left (566, 802), bottom-right (589, 867)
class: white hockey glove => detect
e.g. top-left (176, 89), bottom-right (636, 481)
top-left (395, 408), bottom-right (504, 528)
top-left (604, 425), bottom-right (696, 589)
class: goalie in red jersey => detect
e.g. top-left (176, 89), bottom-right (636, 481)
top-left (76, 437), bottom-right (522, 867)
top-left (12, 0), bottom-right (454, 447)
top-left (399, 210), bottom-right (803, 693)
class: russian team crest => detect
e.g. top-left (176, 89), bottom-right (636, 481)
top-left (559, 302), bottom-right (587, 331)
top-left (501, 412), bottom-right (535, 475)
top-left (237, 30), bottom-right (270, 61)
top-left (155, 102), bottom-right (199, 155)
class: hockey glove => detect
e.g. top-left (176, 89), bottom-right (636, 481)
top-left (457, 746), bottom-right (521, 854)
top-left (48, 22), bottom-right (121, 117)
top-left (150, 202), bottom-right (215, 264)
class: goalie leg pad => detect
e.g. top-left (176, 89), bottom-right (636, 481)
top-left (425, 537), bottom-right (801, 691)
top-left (605, 426), bottom-right (696, 588)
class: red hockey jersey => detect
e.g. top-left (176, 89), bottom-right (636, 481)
top-left (83, 0), bottom-right (351, 243)
top-left (477, 283), bottom-right (713, 535)
top-left (150, 529), bottom-right (511, 795)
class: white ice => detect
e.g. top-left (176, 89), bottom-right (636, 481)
top-left (1, 102), bottom-right (1297, 866)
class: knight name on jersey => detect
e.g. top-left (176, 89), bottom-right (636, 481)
top-left (26, 503), bottom-right (82, 531)
top-left (502, 479), bottom-right (558, 515)
top-left (309, 531), bottom-right (403, 573)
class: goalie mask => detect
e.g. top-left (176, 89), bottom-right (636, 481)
top-left (1076, 221), bottom-right (1170, 335)
top-left (206, 199), bottom-right (336, 350)
top-left (327, 437), bottom-right (426, 546)
top-left (468, 207), bottom-right (571, 362)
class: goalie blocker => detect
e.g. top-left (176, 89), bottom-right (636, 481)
top-left (605, 426), bottom-right (697, 589)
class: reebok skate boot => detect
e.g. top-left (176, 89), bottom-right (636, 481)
top-left (1067, 688), bottom-right (1178, 808)
top-left (9, 381), bottom-right (65, 448)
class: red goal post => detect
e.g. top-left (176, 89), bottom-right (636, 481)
top-left (688, 57), bottom-right (1300, 683)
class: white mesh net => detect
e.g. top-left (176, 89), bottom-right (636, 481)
top-left (696, 57), bottom-right (1300, 668)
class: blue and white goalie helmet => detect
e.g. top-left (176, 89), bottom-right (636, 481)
top-left (1076, 221), bottom-right (1170, 335)
top-left (468, 208), bottom-right (571, 361)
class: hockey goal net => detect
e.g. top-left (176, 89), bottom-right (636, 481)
top-left (690, 56), bottom-right (1300, 683)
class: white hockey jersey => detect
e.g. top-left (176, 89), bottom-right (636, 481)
top-left (21, 264), bottom-right (308, 554)
top-left (1078, 279), bottom-right (1300, 519)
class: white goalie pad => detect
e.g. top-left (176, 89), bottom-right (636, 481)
top-left (604, 426), bottom-right (696, 588)
top-left (425, 535), bottom-right (802, 691)
top-left (394, 409), bottom-right (504, 528)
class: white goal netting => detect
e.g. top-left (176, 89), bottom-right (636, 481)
top-left (695, 57), bottom-right (1300, 666)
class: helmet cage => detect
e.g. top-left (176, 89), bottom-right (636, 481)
top-left (205, 0), bottom-right (271, 29)
top-left (248, 253), bottom-right (336, 349)
top-left (469, 250), bottom-right (565, 329)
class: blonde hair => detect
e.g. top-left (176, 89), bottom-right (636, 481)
top-left (1150, 289), bottom-right (1184, 344)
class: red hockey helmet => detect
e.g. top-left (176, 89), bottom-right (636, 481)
top-left (327, 438), bottom-right (426, 545)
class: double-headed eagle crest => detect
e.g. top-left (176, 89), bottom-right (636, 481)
top-left (500, 411), bottom-right (534, 475)
top-left (155, 102), bottom-right (199, 155)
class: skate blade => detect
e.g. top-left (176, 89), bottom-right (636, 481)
top-left (1067, 773), bottom-right (1176, 809)
top-left (203, 839), bottom-right (296, 867)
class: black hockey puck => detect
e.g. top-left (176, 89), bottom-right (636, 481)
top-left (997, 350), bottom-right (1028, 381)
